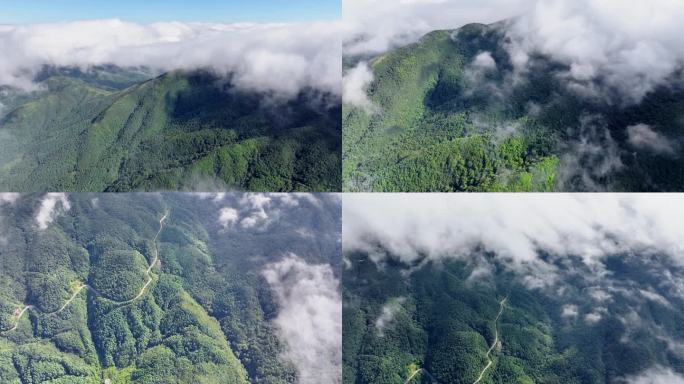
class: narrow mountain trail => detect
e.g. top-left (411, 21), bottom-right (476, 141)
top-left (404, 368), bottom-right (438, 384)
top-left (472, 297), bottom-right (508, 384)
top-left (113, 211), bottom-right (167, 305)
top-left (404, 368), bottom-right (422, 384)
top-left (0, 211), bottom-right (168, 335)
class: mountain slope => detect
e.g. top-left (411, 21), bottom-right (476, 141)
top-left (343, 250), bottom-right (684, 384)
top-left (0, 69), bottom-right (341, 192)
top-left (0, 193), bottom-right (341, 383)
top-left (343, 22), bottom-right (684, 192)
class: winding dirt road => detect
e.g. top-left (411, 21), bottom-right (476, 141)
top-left (115, 211), bottom-right (167, 305)
top-left (0, 211), bottom-right (168, 335)
top-left (472, 297), bottom-right (508, 384)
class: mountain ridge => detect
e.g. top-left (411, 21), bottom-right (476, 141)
top-left (0, 68), bottom-right (341, 192)
top-left (343, 21), bottom-right (684, 192)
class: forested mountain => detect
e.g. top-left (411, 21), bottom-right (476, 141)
top-left (0, 67), bottom-right (341, 192)
top-left (343, 22), bottom-right (684, 192)
top-left (0, 193), bottom-right (341, 383)
top-left (343, 250), bottom-right (684, 383)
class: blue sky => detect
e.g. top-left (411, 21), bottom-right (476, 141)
top-left (0, 0), bottom-right (340, 24)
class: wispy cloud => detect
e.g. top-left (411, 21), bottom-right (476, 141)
top-left (35, 193), bottom-right (70, 230)
top-left (627, 124), bottom-right (677, 155)
top-left (0, 193), bottom-right (20, 205)
top-left (623, 366), bottom-right (684, 384)
top-left (342, 61), bottom-right (374, 110)
top-left (375, 297), bottom-right (406, 337)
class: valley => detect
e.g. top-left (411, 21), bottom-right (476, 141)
top-left (0, 193), bottom-right (342, 383)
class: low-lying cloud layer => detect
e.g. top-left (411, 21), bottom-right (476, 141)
top-left (507, 0), bottom-right (684, 103)
top-left (0, 19), bottom-right (341, 97)
top-left (343, 0), bottom-right (532, 55)
top-left (345, 194), bottom-right (684, 379)
top-left (262, 255), bottom-right (342, 384)
top-left (344, 0), bottom-right (684, 103)
top-left (343, 194), bottom-right (684, 267)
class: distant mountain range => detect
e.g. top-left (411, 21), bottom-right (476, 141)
top-left (343, 22), bottom-right (684, 192)
top-left (0, 67), bottom-right (341, 192)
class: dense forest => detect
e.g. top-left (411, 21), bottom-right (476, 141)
top-left (343, 22), bottom-right (684, 192)
top-left (0, 67), bottom-right (341, 192)
top-left (0, 193), bottom-right (341, 383)
top-left (343, 249), bottom-right (684, 383)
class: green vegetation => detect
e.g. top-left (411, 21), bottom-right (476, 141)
top-left (0, 193), bottom-right (341, 383)
top-left (0, 68), bottom-right (341, 192)
top-left (343, 251), bottom-right (684, 383)
top-left (343, 22), bottom-right (684, 191)
top-left (91, 250), bottom-right (148, 301)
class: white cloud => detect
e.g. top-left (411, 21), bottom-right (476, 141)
top-left (343, 0), bottom-right (534, 55)
top-left (262, 255), bottom-right (342, 384)
top-left (465, 263), bottom-right (494, 285)
top-left (0, 193), bottom-right (20, 205)
top-left (561, 304), bottom-right (578, 319)
top-left (242, 193), bottom-right (272, 211)
top-left (218, 207), bottom-right (239, 229)
top-left (627, 124), bottom-right (676, 155)
top-left (240, 211), bottom-right (268, 229)
top-left (200, 192), bottom-right (322, 231)
top-left (472, 51), bottom-right (497, 71)
top-left (506, 0), bottom-right (684, 103)
top-left (0, 19), bottom-right (341, 97)
top-left (639, 289), bottom-right (672, 308)
top-left (343, 256), bottom-right (352, 270)
top-left (462, 51), bottom-right (504, 99)
top-left (344, 0), bottom-right (684, 103)
top-left (584, 312), bottom-right (603, 325)
top-left (557, 115), bottom-right (624, 191)
top-left (588, 289), bottom-right (612, 303)
top-left (239, 193), bottom-right (273, 229)
top-left (343, 194), bottom-right (684, 271)
top-left (375, 297), bottom-right (406, 336)
top-left (624, 366), bottom-right (684, 384)
top-left (35, 193), bottom-right (70, 230)
top-left (343, 61), bottom-right (375, 110)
